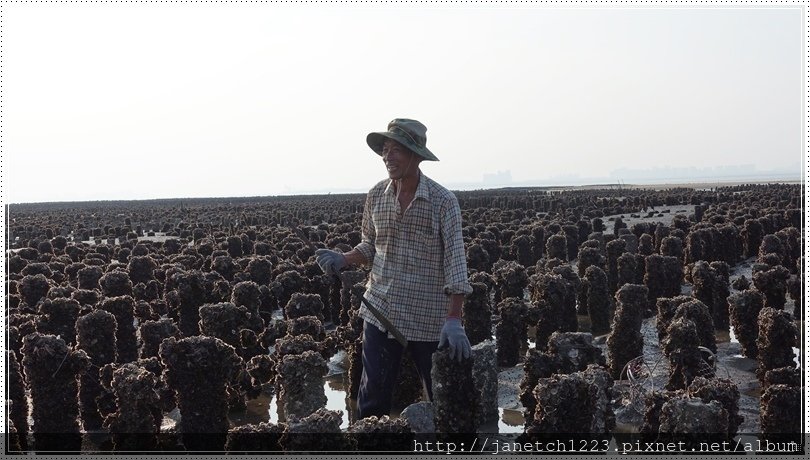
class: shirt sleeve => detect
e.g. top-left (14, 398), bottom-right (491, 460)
top-left (354, 189), bottom-right (376, 266)
top-left (440, 193), bottom-right (473, 296)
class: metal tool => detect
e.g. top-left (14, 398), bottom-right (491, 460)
top-left (292, 225), bottom-right (408, 347)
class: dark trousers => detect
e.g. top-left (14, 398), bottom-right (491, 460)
top-left (357, 321), bottom-right (438, 420)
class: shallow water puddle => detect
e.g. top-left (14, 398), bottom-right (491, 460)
top-left (254, 375), bottom-right (525, 433)
top-left (497, 408), bottom-right (524, 432)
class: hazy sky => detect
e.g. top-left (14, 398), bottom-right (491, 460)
top-left (5, 4), bottom-right (803, 203)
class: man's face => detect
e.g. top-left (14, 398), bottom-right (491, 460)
top-left (381, 139), bottom-right (418, 180)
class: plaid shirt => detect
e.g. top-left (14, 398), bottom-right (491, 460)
top-left (354, 172), bottom-right (473, 342)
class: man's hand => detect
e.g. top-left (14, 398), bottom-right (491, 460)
top-left (439, 318), bottom-right (471, 362)
top-left (315, 249), bottom-right (347, 275)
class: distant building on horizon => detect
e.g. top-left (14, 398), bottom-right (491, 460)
top-left (483, 170), bottom-right (512, 186)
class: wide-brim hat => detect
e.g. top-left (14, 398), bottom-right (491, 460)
top-left (366, 118), bottom-right (439, 162)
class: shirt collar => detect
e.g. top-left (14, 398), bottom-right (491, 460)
top-left (384, 171), bottom-right (431, 202)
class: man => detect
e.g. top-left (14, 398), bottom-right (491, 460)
top-left (315, 118), bottom-right (473, 419)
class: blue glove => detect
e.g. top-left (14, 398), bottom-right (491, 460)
top-left (315, 249), bottom-right (347, 275)
top-left (439, 318), bottom-right (471, 362)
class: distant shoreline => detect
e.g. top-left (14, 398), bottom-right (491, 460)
top-left (529, 178), bottom-right (803, 192)
top-left (7, 177), bottom-right (803, 206)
